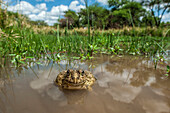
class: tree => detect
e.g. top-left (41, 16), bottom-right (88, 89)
top-left (141, 11), bottom-right (156, 27)
top-left (122, 2), bottom-right (146, 27)
top-left (78, 3), bottom-right (109, 29)
top-left (65, 10), bottom-right (79, 28)
top-left (108, 0), bottom-right (130, 11)
top-left (59, 10), bottom-right (79, 29)
top-left (111, 9), bottom-right (130, 28)
top-left (89, 3), bottom-right (109, 29)
top-left (107, 1), bottom-right (145, 28)
top-left (29, 20), bottom-right (48, 26)
top-left (141, 0), bottom-right (170, 27)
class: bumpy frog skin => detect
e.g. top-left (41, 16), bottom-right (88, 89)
top-left (55, 69), bottom-right (96, 90)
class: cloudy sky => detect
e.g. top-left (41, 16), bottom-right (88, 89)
top-left (3, 0), bottom-right (170, 25)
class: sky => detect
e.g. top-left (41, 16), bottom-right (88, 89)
top-left (2, 0), bottom-right (170, 25)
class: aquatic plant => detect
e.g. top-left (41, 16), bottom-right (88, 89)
top-left (0, 1), bottom-right (169, 69)
top-left (1, 25), bottom-right (169, 67)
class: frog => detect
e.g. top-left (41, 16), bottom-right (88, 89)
top-left (55, 69), bottom-right (96, 90)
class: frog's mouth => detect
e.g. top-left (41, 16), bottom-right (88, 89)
top-left (64, 80), bottom-right (85, 86)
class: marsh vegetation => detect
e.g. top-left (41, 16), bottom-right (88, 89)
top-left (0, 0), bottom-right (170, 113)
top-left (0, 1), bottom-right (169, 78)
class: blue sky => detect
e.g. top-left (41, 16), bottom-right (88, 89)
top-left (3, 0), bottom-right (170, 25)
top-left (4, 0), bottom-right (102, 25)
top-left (20, 0), bottom-right (87, 12)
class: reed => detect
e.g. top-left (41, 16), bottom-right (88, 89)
top-left (1, 25), bottom-right (169, 67)
top-left (0, 3), bottom-right (169, 68)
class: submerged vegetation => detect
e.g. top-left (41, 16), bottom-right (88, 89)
top-left (0, 0), bottom-right (169, 77)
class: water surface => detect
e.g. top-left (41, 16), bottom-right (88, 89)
top-left (0, 55), bottom-right (170, 113)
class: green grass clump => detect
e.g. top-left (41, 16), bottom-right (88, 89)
top-left (0, 5), bottom-right (169, 68)
top-left (0, 24), bottom-right (169, 67)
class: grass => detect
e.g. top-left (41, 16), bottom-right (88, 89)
top-left (0, 3), bottom-right (169, 69)
top-left (32, 26), bottom-right (170, 38)
top-left (0, 25), bottom-right (169, 67)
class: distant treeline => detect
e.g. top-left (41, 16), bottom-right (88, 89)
top-left (54, 0), bottom-right (170, 29)
top-left (0, 0), bottom-right (169, 30)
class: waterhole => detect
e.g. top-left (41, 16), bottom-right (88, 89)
top-left (0, 55), bottom-right (170, 113)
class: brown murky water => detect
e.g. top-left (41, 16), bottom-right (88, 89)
top-left (0, 55), bottom-right (170, 113)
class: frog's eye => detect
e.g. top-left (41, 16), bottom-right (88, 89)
top-left (67, 69), bottom-right (70, 74)
top-left (81, 70), bottom-right (85, 76)
top-left (77, 70), bottom-right (80, 74)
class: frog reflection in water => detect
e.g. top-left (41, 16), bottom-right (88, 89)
top-left (55, 69), bottom-right (96, 90)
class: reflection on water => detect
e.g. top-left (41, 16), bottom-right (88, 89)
top-left (0, 55), bottom-right (170, 113)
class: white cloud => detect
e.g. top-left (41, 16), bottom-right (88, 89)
top-left (6, 1), bottom-right (61, 25)
top-left (37, 11), bottom-right (46, 20)
top-left (28, 14), bottom-right (39, 21)
top-left (59, 5), bottom-right (69, 12)
top-left (50, 5), bottom-right (68, 16)
top-left (35, 3), bottom-right (47, 11)
top-left (36, 0), bottom-right (54, 1)
top-left (50, 6), bottom-right (60, 16)
top-left (45, 0), bottom-right (54, 2)
top-left (69, 1), bottom-right (85, 12)
top-left (143, 6), bottom-right (150, 11)
top-left (28, 13), bottom-right (59, 25)
top-left (7, 1), bottom-right (34, 14)
top-left (7, 1), bottom-right (47, 14)
top-left (28, 11), bottom-right (46, 21)
top-left (97, 0), bottom-right (108, 5)
top-left (96, 0), bottom-right (142, 5)
top-left (45, 19), bottom-right (58, 26)
top-left (162, 13), bottom-right (170, 22)
top-left (133, 0), bottom-right (141, 2)
top-left (6, 1), bottom-right (85, 25)
top-left (32, 8), bottom-right (41, 14)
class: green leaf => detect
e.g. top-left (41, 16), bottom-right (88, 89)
top-left (11, 59), bottom-right (16, 63)
top-left (16, 55), bottom-right (21, 59)
top-left (18, 60), bottom-right (25, 64)
top-left (164, 74), bottom-right (169, 76)
top-left (167, 65), bottom-right (170, 73)
top-left (9, 54), bottom-right (16, 56)
top-left (72, 57), bottom-right (80, 60)
top-left (22, 51), bottom-right (27, 55)
top-left (36, 62), bottom-right (42, 65)
top-left (26, 56), bottom-right (34, 59)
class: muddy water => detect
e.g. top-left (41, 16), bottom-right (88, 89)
top-left (0, 55), bottom-right (170, 113)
